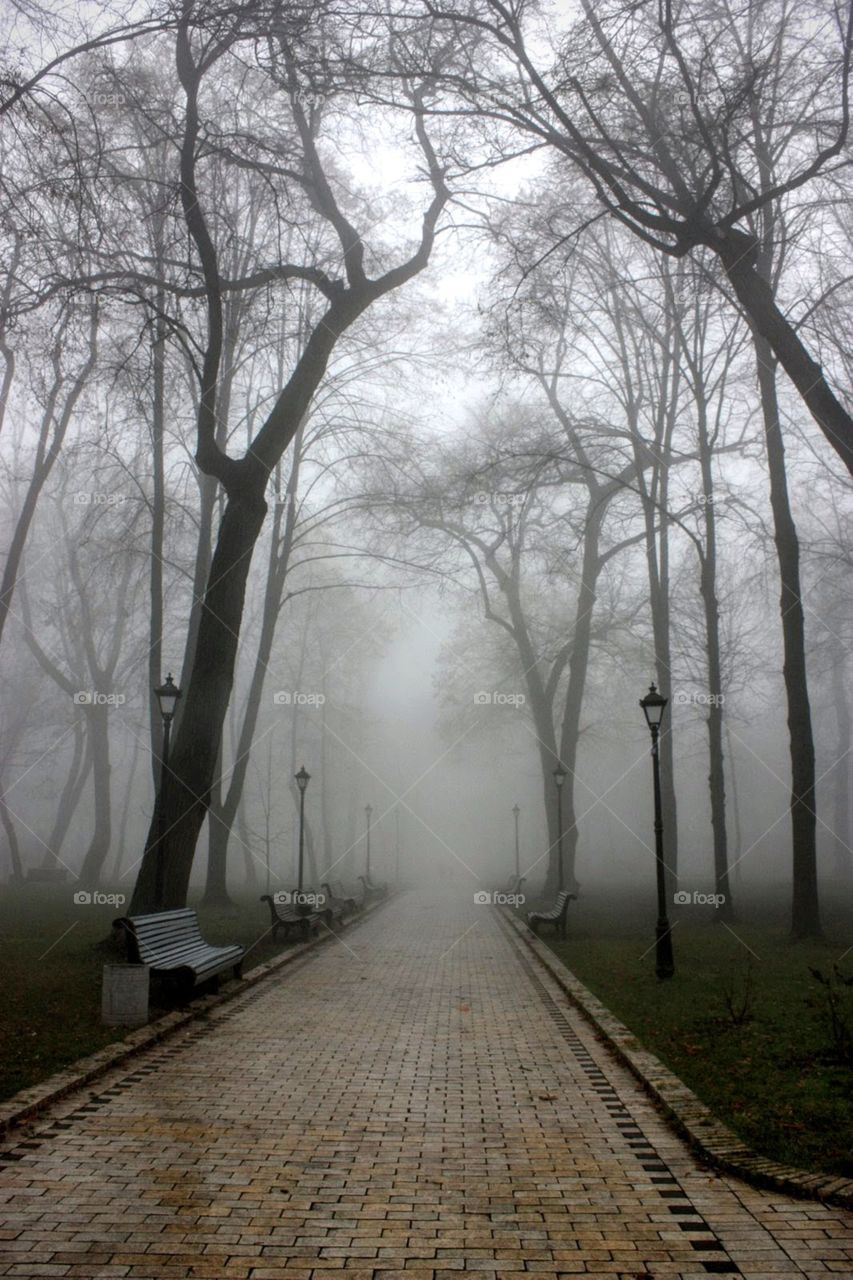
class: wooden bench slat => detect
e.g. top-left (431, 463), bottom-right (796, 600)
top-left (116, 909), bottom-right (244, 988)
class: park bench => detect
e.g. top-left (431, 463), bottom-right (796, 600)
top-left (358, 872), bottom-right (387, 899)
top-left (505, 874), bottom-right (526, 897)
top-left (318, 880), bottom-right (350, 924)
top-left (116, 908), bottom-right (243, 991)
top-left (527, 890), bottom-right (577, 939)
top-left (260, 892), bottom-right (330, 941)
top-left (321, 879), bottom-right (363, 919)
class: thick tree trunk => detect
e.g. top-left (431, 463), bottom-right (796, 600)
top-left (557, 497), bottom-right (603, 893)
top-left (503, 587), bottom-right (562, 893)
top-left (204, 748), bottom-right (232, 907)
top-left (831, 647), bottom-right (851, 882)
top-left (640, 479), bottom-right (678, 895)
top-left (725, 722), bottom-right (744, 885)
top-left (130, 490), bottom-right (267, 912)
top-left (696, 442), bottom-right (733, 920)
top-left (718, 235), bottom-right (853, 478)
top-left (43, 721), bottom-right (90, 867)
top-left (202, 425), bottom-right (301, 905)
top-left (1, 791), bottom-right (23, 880)
top-left (78, 705), bottom-right (112, 887)
top-left (700, 550), bottom-right (733, 919)
top-left (753, 335), bottom-right (821, 938)
top-left (111, 733), bottom-right (141, 883)
top-left (148, 295), bottom-right (166, 785)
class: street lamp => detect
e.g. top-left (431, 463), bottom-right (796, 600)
top-left (295, 765), bottom-right (310, 900)
top-left (552, 765), bottom-right (567, 891)
top-left (365, 803), bottom-right (373, 880)
top-left (153, 673), bottom-right (181, 910)
top-left (639, 682), bottom-right (675, 979)
top-left (512, 803), bottom-right (521, 881)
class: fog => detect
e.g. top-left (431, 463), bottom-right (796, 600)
top-left (0, 0), bottom-right (851, 950)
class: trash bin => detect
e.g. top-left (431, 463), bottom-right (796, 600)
top-left (101, 963), bottom-right (149, 1027)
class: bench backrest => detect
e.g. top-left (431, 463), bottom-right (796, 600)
top-left (323, 879), bottom-right (356, 898)
top-left (120, 908), bottom-right (204, 962)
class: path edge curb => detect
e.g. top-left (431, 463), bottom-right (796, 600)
top-left (0, 890), bottom-right (399, 1143)
top-left (499, 906), bottom-right (853, 1212)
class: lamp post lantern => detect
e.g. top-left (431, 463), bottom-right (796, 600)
top-left (512, 803), bottom-right (521, 881)
top-left (552, 765), bottom-right (567, 891)
top-left (153, 673), bottom-right (181, 910)
top-left (640, 683), bottom-right (675, 979)
top-left (295, 765), bottom-right (310, 899)
top-left (365, 804), bottom-right (373, 880)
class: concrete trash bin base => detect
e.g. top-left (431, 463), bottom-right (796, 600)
top-left (101, 963), bottom-right (149, 1026)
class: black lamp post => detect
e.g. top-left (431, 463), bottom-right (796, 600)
top-left (365, 804), bottom-right (373, 880)
top-left (153, 673), bottom-right (181, 910)
top-left (295, 765), bottom-right (310, 899)
top-left (552, 765), bottom-right (567, 891)
top-left (640, 683), bottom-right (675, 979)
top-left (512, 803), bottom-right (521, 881)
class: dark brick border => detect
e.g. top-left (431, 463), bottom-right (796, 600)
top-left (499, 907), bottom-right (853, 1212)
top-left (0, 890), bottom-right (398, 1141)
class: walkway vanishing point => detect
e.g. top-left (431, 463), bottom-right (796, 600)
top-left (1, 891), bottom-right (851, 1279)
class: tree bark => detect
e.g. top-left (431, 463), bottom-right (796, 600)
top-left (753, 335), bottom-right (821, 938)
top-left (831, 645), bottom-right (851, 882)
top-left (695, 411), bottom-right (733, 920)
top-left (130, 489), bottom-right (268, 911)
top-left (718, 236), bottom-right (853, 478)
top-left (42, 720), bottom-right (90, 867)
top-left (557, 495), bottom-right (603, 892)
top-left (78, 704), bottom-right (113, 887)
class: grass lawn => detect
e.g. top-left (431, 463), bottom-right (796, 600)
top-left (0, 883), bottom-right (290, 1105)
top-left (522, 884), bottom-right (853, 1179)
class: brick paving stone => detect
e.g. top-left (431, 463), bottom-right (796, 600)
top-left (0, 891), bottom-right (851, 1280)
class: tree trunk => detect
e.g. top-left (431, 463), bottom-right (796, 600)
top-left (753, 335), bottom-right (821, 938)
top-left (831, 646), bottom-right (851, 882)
top-left (204, 746), bottom-right (231, 907)
top-left (42, 720), bottom-right (90, 867)
top-left (202, 421), bottom-right (302, 905)
top-left (557, 496), bottom-right (603, 893)
top-left (718, 235), bottom-right (853, 478)
top-left (130, 489), bottom-right (267, 912)
top-left (640, 474), bottom-right (678, 895)
top-left (696, 439), bottom-right (733, 920)
top-left (147, 292), bottom-right (166, 784)
top-left (111, 733), bottom-right (141, 883)
top-left (78, 704), bottom-right (112, 887)
top-left (725, 722), bottom-right (744, 886)
top-left (1, 789), bottom-right (23, 881)
top-left (502, 585), bottom-right (562, 893)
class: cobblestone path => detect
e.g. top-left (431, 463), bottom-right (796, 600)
top-left (1, 891), bottom-right (851, 1279)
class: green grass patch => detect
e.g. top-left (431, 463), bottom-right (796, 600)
top-left (0, 884), bottom-right (290, 1105)
top-left (528, 886), bottom-right (853, 1178)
